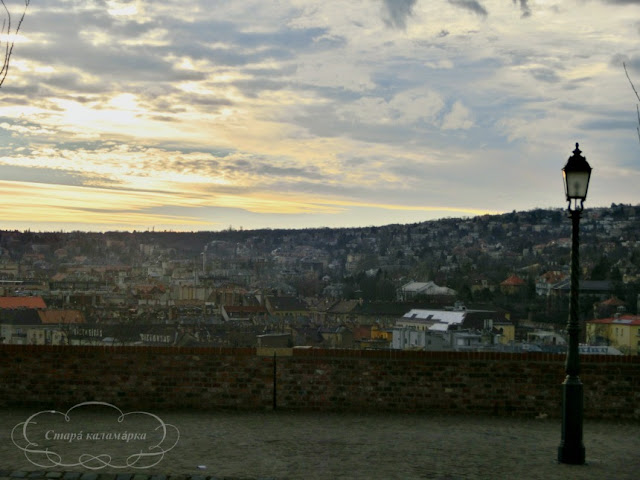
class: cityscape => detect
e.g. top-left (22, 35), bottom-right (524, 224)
top-left (1, 203), bottom-right (638, 354)
top-left (0, 1), bottom-right (639, 477)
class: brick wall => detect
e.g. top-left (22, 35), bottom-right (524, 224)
top-left (1, 345), bottom-right (638, 420)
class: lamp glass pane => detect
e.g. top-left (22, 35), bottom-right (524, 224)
top-left (564, 170), bottom-right (590, 199)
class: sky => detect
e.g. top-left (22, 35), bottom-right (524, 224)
top-left (0, 0), bottom-right (637, 232)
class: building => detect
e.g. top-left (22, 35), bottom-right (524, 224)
top-left (396, 281), bottom-right (456, 302)
top-left (536, 271), bottom-right (567, 297)
top-left (550, 279), bottom-right (613, 301)
top-left (392, 327), bottom-right (484, 351)
top-left (221, 305), bottom-right (268, 323)
top-left (265, 296), bottom-right (309, 321)
top-left (586, 314), bottom-right (640, 355)
top-left (319, 326), bottom-right (354, 348)
top-left (396, 308), bottom-right (466, 332)
top-left (392, 305), bottom-right (510, 352)
top-left (500, 274), bottom-right (526, 295)
top-left (257, 333), bottom-right (292, 348)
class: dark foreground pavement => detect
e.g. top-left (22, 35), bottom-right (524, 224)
top-left (1, 408), bottom-right (638, 479)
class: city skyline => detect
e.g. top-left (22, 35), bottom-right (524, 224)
top-left (0, 0), bottom-right (638, 232)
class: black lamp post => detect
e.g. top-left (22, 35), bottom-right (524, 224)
top-left (558, 142), bottom-right (591, 465)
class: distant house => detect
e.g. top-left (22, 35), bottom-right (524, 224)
top-left (0, 296), bottom-right (84, 345)
top-left (27, 310), bottom-right (86, 345)
top-left (326, 299), bottom-right (361, 323)
top-left (352, 324), bottom-right (391, 349)
top-left (352, 324), bottom-right (373, 341)
top-left (393, 327), bottom-right (430, 350)
top-left (37, 309), bottom-right (85, 325)
top-left (536, 271), bottom-right (567, 297)
top-left (397, 281), bottom-right (456, 301)
top-left (400, 306), bottom-right (503, 330)
top-left (593, 297), bottom-right (627, 319)
top-left (550, 279), bottom-right (613, 301)
top-left (133, 284), bottom-right (170, 306)
top-left (392, 327), bottom-right (482, 351)
top-left (469, 274), bottom-right (496, 294)
top-left (265, 296), bottom-right (309, 320)
top-left (492, 320), bottom-right (516, 345)
top-left (396, 308), bottom-right (467, 332)
top-left (0, 296), bottom-right (46, 310)
top-left (348, 301), bottom-right (418, 327)
top-left (526, 330), bottom-right (566, 346)
top-left (291, 325), bottom-right (324, 347)
top-left (0, 296), bottom-right (47, 344)
top-left (500, 275), bottom-right (526, 295)
top-left (221, 305), bottom-right (268, 323)
top-left (586, 314), bottom-right (640, 355)
top-left (207, 284), bottom-right (247, 307)
top-left (319, 326), bottom-right (354, 348)
top-left (257, 333), bottom-right (292, 348)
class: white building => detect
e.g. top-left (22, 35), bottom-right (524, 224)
top-left (396, 308), bottom-right (466, 332)
top-left (397, 281), bottom-right (456, 301)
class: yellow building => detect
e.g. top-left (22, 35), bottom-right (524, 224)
top-left (371, 325), bottom-right (392, 342)
top-left (494, 322), bottom-right (515, 345)
top-left (586, 315), bottom-right (640, 355)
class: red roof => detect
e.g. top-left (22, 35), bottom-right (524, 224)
top-left (0, 296), bottom-right (46, 309)
top-left (540, 271), bottom-right (566, 284)
top-left (599, 296), bottom-right (626, 306)
top-left (501, 275), bottom-right (526, 286)
top-left (588, 315), bottom-right (640, 326)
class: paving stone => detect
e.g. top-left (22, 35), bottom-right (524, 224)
top-left (62, 474), bottom-right (81, 480)
top-left (45, 474), bottom-right (63, 480)
top-left (9, 473), bottom-right (29, 479)
top-left (97, 475), bottom-right (116, 480)
top-left (115, 475), bottom-right (132, 480)
top-left (80, 474), bottom-right (99, 480)
top-left (131, 475), bottom-right (149, 480)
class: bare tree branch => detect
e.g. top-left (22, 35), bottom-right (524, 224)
top-left (624, 62), bottom-right (640, 144)
top-left (0, 0), bottom-right (30, 88)
top-left (637, 104), bottom-right (640, 145)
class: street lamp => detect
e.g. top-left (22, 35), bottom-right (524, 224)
top-left (558, 142), bottom-right (591, 465)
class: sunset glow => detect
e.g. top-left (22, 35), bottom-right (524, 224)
top-left (0, 1), bottom-right (637, 232)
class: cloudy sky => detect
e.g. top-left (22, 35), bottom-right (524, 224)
top-left (0, 0), bottom-right (637, 232)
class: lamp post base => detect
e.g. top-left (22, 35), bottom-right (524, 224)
top-left (558, 445), bottom-right (585, 465)
top-left (558, 376), bottom-right (585, 465)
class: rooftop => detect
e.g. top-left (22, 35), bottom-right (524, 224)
top-left (588, 315), bottom-right (640, 326)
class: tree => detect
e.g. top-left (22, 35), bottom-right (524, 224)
top-left (0, 0), bottom-right (29, 86)
top-left (623, 62), bottom-right (640, 145)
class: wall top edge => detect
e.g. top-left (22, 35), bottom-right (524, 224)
top-left (0, 344), bottom-right (637, 363)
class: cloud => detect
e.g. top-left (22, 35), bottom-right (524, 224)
top-left (335, 88), bottom-right (446, 130)
top-left (448, 0), bottom-right (488, 17)
top-left (530, 67), bottom-right (561, 83)
top-left (382, 0), bottom-right (417, 29)
top-left (0, 0), bottom-right (635, 231)
top-left (441, 101), bottom-right (474, 130)
top-left (513, 0), bottom-right (531, 18)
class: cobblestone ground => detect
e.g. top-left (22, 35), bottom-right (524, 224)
top-left (1, 408), bottom-right (639, 479)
